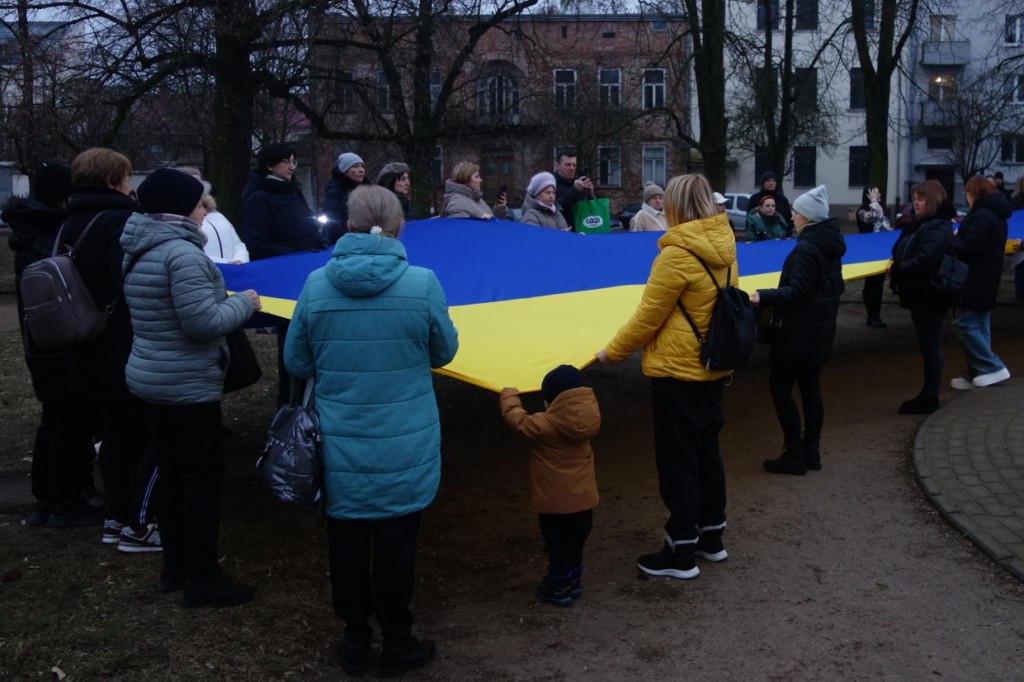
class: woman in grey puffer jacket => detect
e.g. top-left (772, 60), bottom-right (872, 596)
top-left (520, 172), bottom-right (570, 230)
top-left (440, 161), bottom-right (506, 220)
top-left (120, 169), bottom-right (261, 609)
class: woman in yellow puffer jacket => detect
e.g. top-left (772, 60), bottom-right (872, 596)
top-left (596, 174), bottom-right (737, 581)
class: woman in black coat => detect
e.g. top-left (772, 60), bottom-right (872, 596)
top-left (949, 176), bottom-right (1012, 389)
top-left (752, 185), bottom-right (846, 475)
top-left (889, 180), bottom-right (956, 415)
top-left (241, 143), bottom-right (325, 260)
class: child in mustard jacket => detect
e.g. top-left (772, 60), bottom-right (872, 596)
top-left (500, 365), bottom-right (601, 606)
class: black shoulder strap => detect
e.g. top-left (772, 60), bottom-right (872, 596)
top-left (675, 249), bottom-right (730, 345)
top-left (52, 210), bottom-right (110, 258)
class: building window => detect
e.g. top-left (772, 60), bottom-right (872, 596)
top-left (927, 136), bottom-right (953, 150)
top-left (1001, 134), bottom-right (1024, 163)
top-left (1007, 15), bottom-right (1024, 45)
top-left (651, 20), bottom-right (668, 31)
top-left (754, 145), bottom-right (770, 185)
top-left (337, 71), bottom-right (356, 112)
top-left (849, 68), bottom-right (865, 110)
top-left (430, 70), bottom-right (441, 108)
top-left (793, 67), bottom-right (817, 111)
top-left (376, 71), bottom-right (391, 110)
top-left (597, 146), bottom-right (621, 186)
top-left (757, 0), bottom-right (780, 30)
top-left (929, 15), bottom-right (955, 41)
top-left (928, 74), bottom-right (956, 102)
top-left (642, 146), bottom-right (666, 187)
top-left (554, 69), bottom-right (576, 109)
top-left (863, 0), bottom-right (876, 30)
top-left (599, 69), bottom-right (621, 107)
top-left (795, 0), bottom-right (818, 30)
top-left (643, 69), bottom-right (665, 109)
top-left (849, 146), bottom-right (870, 187)
top-left (1008, 73), bottom-right (1024, 103)
top-left (478, 68), bottom-right (519, 123)
top-left (793, 146), bottom-right (816, 187)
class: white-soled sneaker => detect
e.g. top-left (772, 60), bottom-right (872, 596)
top-left (117, 523), bottom-right (162, 553)
top-left (101, 518), bottom-right (123, 544)
top-left (972, 368), bottom-right (1010, 388)
top-left (950, 377), bottom-right (975, 391)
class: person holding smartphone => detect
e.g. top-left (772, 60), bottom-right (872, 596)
top-left (554, 151), bottom-right (596, 230)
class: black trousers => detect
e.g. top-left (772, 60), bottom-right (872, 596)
top-left (328, 512), bottom-right (422, 649)
top-left (910, 306), bottom-right (946, 397)
top-left (538, 510), bottom-right (592, 576)
top-left (98, 394), bottom-right (152, 524)
top-left (768, 362), bottom-right (824, 449)
top-left (862, 273), bottom-right (886, 319)
top-left (30, 398), bottom-right (95, 503)
top-left (651, 377), bottom-right (727, 543)
top-left (146, 401), bottom-right (224, 584)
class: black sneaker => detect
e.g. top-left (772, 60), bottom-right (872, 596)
top-left (695, 527), bottom-right (728, 562)
top-left (536, 574), bottom-right (573, 607)
top-left (45, 498), bottom-right (104, 528)
top-left (569, 566), bottom-right (583, 599)
top-left (899, 394), bottom-right (939, 415)
top-left (27, 500), bottom-right (55, 526)
top-left (338, 632), bottom-right (371, 677)
top-left (638, 539), bottom-right (699, 579)
top-left (378, 636), bottom-right (435, 678)
top-left (179, 574), bottom-right (255, 609)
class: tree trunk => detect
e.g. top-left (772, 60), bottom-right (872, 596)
top-left (695, 0), bottom-right (728, 190)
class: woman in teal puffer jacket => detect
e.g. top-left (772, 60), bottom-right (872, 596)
top-left (121, 169), bottom-right (260, 609)
top-left (285, 185), bottom-right (458, 677)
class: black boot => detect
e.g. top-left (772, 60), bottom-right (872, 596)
top-left (695, 524), bottom-right (728, 562)
top-left (898, 393), bottom-right (939, 415)
top-left (637, 535), bottom-right (699, 579)
top-left (378, 636), bottom-right (435, 678)
top-left (338, 628), bottom-right (372, 677)
top-left (763, 443), bottom-right (807, 475)
top-left (803, 439), bottom-right (821, 471)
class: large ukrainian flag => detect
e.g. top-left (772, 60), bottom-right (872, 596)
top-left (222, 213), bottom-right (1024, 393)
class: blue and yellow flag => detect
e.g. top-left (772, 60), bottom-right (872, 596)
top-left (222, 213), bottom-right (1024, 393)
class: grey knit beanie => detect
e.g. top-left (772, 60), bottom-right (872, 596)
top-left (792, 185), bottom-right (830, 223)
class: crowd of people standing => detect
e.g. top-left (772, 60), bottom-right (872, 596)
top-left (4, 142), bottom-right (1021, 677)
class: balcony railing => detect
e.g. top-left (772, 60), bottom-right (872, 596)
top-left (920, 40), bottom-right (970, 66)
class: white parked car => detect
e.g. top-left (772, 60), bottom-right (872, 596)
top-left (721, 192), bottom-right (751, 233)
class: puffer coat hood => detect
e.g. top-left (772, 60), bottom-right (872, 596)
top-left (500, 386), bottom-right (600, 514)
top-left (324, 232), bottom-right (409, 298)
top-left (605, 213), bottom-right (737, 381)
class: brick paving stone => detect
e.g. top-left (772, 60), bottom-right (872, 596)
top-left (915, 378), bottom-right (1024, 584)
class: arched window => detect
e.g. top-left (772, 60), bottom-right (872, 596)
top-left (478, 62), bottom-right (520, 124)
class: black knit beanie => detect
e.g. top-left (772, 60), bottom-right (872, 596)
top-left (542, 365), bottom-right (583, 403)
top-left (33, 161), bottom-right (73, 209)
top-left (136, 168), bottom-right (205, 217)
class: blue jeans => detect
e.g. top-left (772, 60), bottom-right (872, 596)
top-left (952, 307), bottom-right (1005, 378)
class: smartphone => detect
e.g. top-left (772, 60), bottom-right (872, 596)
top-left (578, 167), bottom-right (590, 178)
top-left (499, 184), bottom-right (507, 194)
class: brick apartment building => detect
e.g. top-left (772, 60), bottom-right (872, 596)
top-left (311, 13), bottom-right (691, 217)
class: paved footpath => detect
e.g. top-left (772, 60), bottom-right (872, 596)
top-left (915, 377), bottom-right (1024, 581)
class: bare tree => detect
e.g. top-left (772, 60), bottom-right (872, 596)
top-left (850, 0), bottom-right (921, 199)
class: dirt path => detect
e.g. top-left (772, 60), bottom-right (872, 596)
top-left (415, 301), bottom-right (1024, 681)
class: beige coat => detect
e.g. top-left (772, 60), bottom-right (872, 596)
top-left (630, 204), bottom-right (667, 232)
top-left (605, 213), bottom-right (737, 382)
top-left (440, 180), bottom-right (507, 220)
top-left (500, 387), bottom-right (600, 514)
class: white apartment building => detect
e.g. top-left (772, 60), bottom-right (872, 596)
top-left (716, 0), bottom-right (1024, 215)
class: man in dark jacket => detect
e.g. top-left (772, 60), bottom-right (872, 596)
top-left (554, 151), bottom-right (595, 230)
top-left (322, 152), bottom-right (369, 244)
top-left (752, 185), bottom-right (846, 475)
top-left (949, 177), bottom-right (1012, 389)
top-left (748, 171), bottom-right (793, 229)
